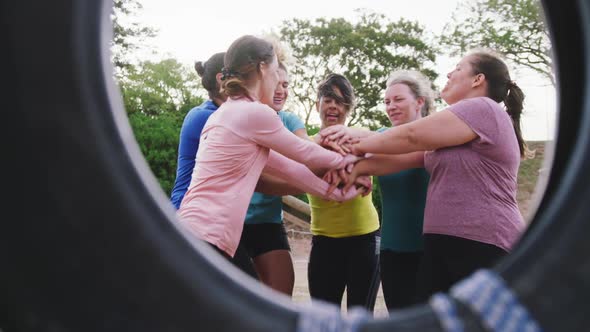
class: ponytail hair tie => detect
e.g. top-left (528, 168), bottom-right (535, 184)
top-left (221, 67), bottom-right (239, 81)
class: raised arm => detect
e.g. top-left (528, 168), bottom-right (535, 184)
top-left (254, 124), bottom-right (311, 196)
top-left (341, 152), bottom-right (425, 192)
top-left (352, 109), bottom-right (476, 155)
top-left (263, 150), bottom-right (359, 202)
top-left (247, 108), bottom-right (359, 170)
top-left (318, 124), bottom-right (375, 144)
top-left (355, 152), bottom-right (425, 176)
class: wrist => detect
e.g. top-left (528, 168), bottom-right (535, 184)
top-left (352, 142), bottom-right (364, 155)
top-left (354, 159), bottom-right (369, 177)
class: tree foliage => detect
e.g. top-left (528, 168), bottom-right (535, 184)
top-left (121, 59), bottom-right (204, 194)
top-left (111, 0), bottom-right (156, 77)
top-left (120, 58), bottom-right (203, 116)
top-left (440, 0), bottom-right (553, 85)
top-left (128, 112), bottom-right (186, 194)
top-left (279, 11), bottom-right (438, 129)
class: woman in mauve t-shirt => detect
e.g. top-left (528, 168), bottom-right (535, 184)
top-left (324, 50), bottom-right (531, 302)
top-left (176, 35), bottom-right (362, 276)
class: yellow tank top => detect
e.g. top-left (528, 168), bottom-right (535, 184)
top-left (307, 189), bottom-right (380, 238)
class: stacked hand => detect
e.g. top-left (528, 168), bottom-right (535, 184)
top-left (316, 125), bottom-right (372, 200)
top-left (323, 153), bottom-right (371, 198)
top-left (316, 125), bottom-right (362, 157)
top-left (323, 164), bottom-right (370, 198)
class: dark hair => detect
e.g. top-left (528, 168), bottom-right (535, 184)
top-left (194, 52), bottom-right (225, 100)
top-left (316, 73), bottom-right (356, 112)
top-left (469, 51), bottom-right (532, 158)
top-left (221, 35), bottom-right (275, 99)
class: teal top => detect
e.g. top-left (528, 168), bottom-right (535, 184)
top-left (244, 111), bottom-right (306, 224)
top-left (376, 128), bottom-right (429, 252)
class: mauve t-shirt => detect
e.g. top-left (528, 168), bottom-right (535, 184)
top-left (423, 97), bottom-right (525, 251)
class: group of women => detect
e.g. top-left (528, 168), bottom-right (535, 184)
top-left (169, 34), bottom-right (528, 314)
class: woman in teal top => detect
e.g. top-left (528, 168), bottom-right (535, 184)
top-left (376, 70), bottom-right (434, 310)
top-left (377, 155), bottom-right (429, 310)
top-left (240, 62), bottom-right (309, 296)
top-left (317, 70), bottom-right (434, 310)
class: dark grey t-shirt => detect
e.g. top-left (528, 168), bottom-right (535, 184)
top-left (424, 97), bottom-right (524, 251)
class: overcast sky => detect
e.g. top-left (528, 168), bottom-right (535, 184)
top-left (132, 0), bottom-right (556, 141)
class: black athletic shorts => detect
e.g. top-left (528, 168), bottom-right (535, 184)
top-left (240, 223), bottom-right (291, 258)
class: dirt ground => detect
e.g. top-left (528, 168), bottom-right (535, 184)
top-left (287, 232), bottom-right (389, 318)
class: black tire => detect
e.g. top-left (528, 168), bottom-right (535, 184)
top-left (1, 0), bottom-right (588, 331)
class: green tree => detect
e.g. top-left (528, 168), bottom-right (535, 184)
top-left (120, 58), bottom-right (204, 194)
top-left (120, 58), bottom-right (202, 116)
top-left (111, 0), bottom-right (157, 77)
top-left (440, 0), bottom-right (553, 86)
top-left (128, 112), bottom-right (187, 194)
top-left (279, 11), bottom-right (438, 129)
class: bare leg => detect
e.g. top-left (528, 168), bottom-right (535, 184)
top-left (252, 249), bottom-right (294, 296)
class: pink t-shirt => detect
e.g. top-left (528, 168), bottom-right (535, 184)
top-left (423, 97), bottom-right (525, 251)
top-left (177, 98), bottom-right (355, 257)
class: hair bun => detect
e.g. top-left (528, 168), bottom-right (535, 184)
top-left (194, 61), bottom-right (205, 77)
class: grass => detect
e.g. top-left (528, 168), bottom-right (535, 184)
top-left (517, 141), bottom-right (549, 220)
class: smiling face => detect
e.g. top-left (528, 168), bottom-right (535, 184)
top-left (440, 55), bottom-right (480, 105)
top-left (271, 67), bottom-right (289, 112)
top-left (258, 53), bottom-right (280, 107)
top-left (317, 85), bottom-right (348, 128)
top-left (384, 83), bottom-right (424, 126)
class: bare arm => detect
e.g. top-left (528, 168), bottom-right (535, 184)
top-left (341, 152), bottom-right (425, 192)
top-left (319, 125), bottom-right (375, 143)
top-left (354, 152), bottom-right (425, 176)
top-left (353, 110), bottom-right (477, 155)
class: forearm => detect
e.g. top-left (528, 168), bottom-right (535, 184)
top-left (355, 152), bottom-right (425, 176)
top-left (319, 124), bottom-right (375, 141)
top-left (348, 127), bottom-right (375, 138)
top-left (354, 125), bottom-right (419, 155)
top-left (354, 110), bottom-right (477, 155)
top-left (264, 151), bottom-right (353, 200)
top-left (258, 127), bottom-right (346, 170)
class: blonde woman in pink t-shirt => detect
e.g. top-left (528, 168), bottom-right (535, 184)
top-left (177, 35), bottom-right (363, 276)
top-left (321, 50), bottom-right (531, 302)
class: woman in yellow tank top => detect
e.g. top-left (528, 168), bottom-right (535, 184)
top-left (306, 73), bottom-right (381, 312)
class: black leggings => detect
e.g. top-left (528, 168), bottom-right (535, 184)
top-left (414, 234), bottom-right (507, 303)
top-left (307, 231), bottom-right (380, 311)
top-left (380, 250), bottom-right (423, 310)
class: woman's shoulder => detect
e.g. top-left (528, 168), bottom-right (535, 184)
top-left (234, 99), bottom-right (276, 117)
top-left (218, 99), bottom-right (273, 116)
top-left (454, 96), bottom-right (499, 108)
top-left (449, 97), bottom-right (505, 119)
